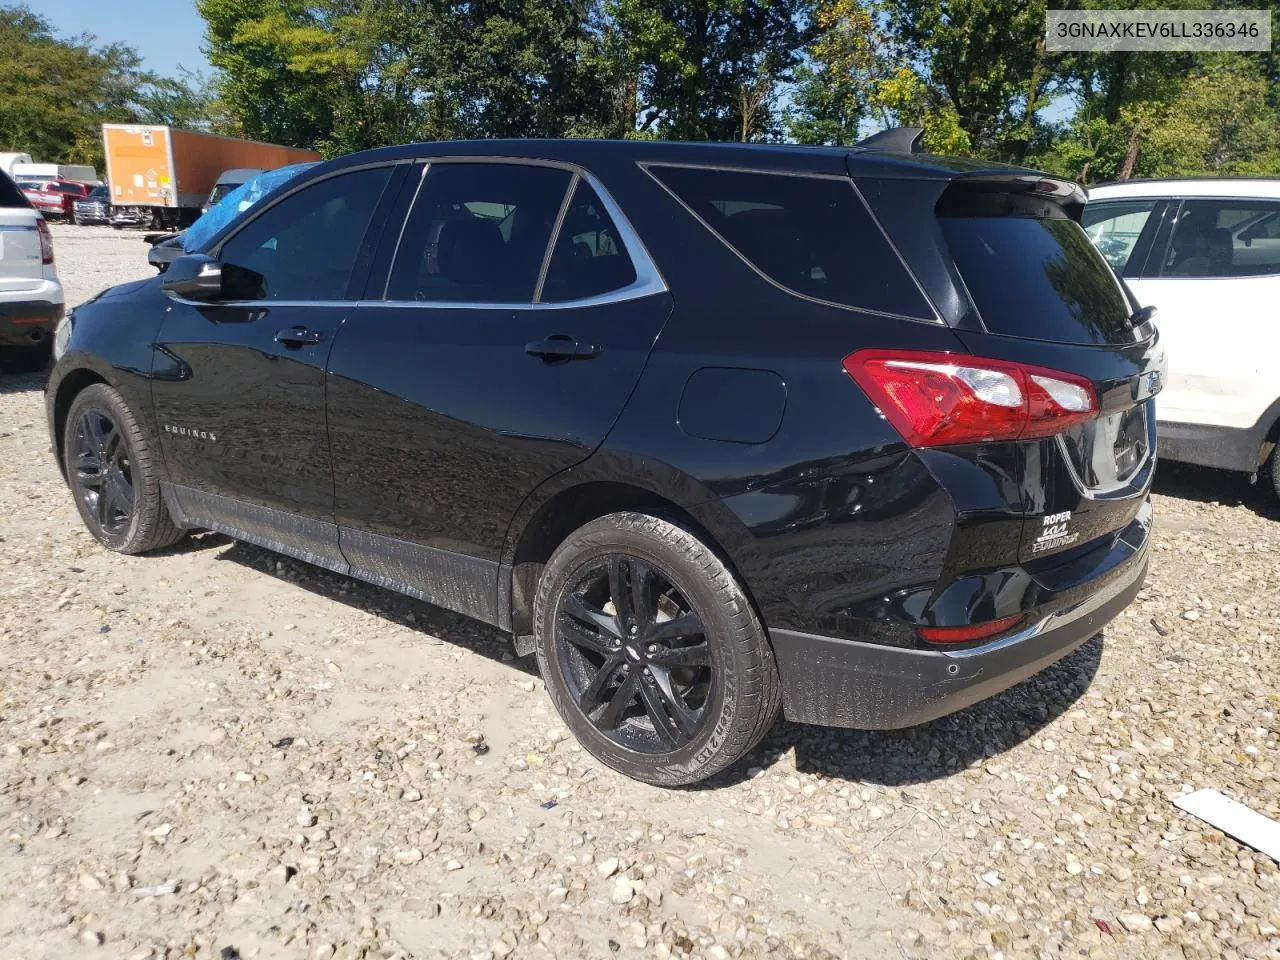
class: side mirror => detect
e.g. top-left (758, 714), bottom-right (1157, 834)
top-left (161, 254), bottom-right (222, 300)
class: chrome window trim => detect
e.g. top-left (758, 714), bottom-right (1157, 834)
top-left (638, 161), bottom-right (942, 325)
top-left (380, 156), bottom-right (668, 309)
top-left (184, 154), bottom-right (668, 312)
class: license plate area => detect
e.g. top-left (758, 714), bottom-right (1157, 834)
top-left (1057, 400), bottom-right (1153, 495)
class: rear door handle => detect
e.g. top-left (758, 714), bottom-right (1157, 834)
top-left (525, 335), bottom-right (601, 361)
top-left (275, 326), bottom-right (325, 347)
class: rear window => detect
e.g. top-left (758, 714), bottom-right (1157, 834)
top-left (940, 216), bottom-right (1137, 345)
top-left (649, 165), bottom-right (932, 319)
top-left (0, 172), bottom-right (31, 209)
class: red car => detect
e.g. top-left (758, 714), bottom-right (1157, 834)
top-left (20, 179), bottom-right (90, 220)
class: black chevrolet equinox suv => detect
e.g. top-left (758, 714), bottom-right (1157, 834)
top-left (46, 135), bottom-right (1164, 785)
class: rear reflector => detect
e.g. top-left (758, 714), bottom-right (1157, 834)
top-left (918, 614), bottom-right (1025, 644)
top-left (10, 317), bottom-right (46, 325)
top-left (36, 218), bottom-right (54, 265)
top-left (843, 349), bottom-right (1097, 447)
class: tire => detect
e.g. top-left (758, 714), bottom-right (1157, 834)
top-left (533, 512), bottom-right (780, 786)
top-left (62, 383), bottom-right (184, 554)
top-left (0, 341), bottom-right (51, 373)
top-left (1268, 443), bottom-right (1280, 504)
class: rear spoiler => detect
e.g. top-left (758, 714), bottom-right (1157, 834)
top-left (936, 174), bottom-right (1088, 221)
top-left (852, 127), bottom-right (924, 154)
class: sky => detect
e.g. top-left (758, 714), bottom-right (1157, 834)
top-left (31, 0), bottom-right (211, 78)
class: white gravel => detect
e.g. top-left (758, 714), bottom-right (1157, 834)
top-left (0, 223), bottom-right (1278, 959)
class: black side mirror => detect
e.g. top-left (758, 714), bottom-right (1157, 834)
top-left (162, 254), bottom-right (222, 300)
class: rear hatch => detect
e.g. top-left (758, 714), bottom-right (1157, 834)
top-left (855, 168), bottom-right (1164, 569)
top-left (935, 176), bottom-right (1163, 564)
top-left (0, 174), bottom-right (45, 294)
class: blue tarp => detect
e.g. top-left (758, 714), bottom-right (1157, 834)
top-left (182, 162), bottom-right (319, 253)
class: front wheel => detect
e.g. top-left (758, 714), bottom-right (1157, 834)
top-left (533, 512), bottom-right (780, 786)
top-left (1268, 443), bottom-right (1280, 504)
top-left (62, 383), bottom-right (185, 554)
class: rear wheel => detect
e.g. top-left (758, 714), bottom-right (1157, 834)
top-left (533, 512), bottom-right (780, 786)
top-left (63, 383), bottom-right (184, 554)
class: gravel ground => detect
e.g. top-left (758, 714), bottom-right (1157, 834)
top-left (1, 223), bottom-right (1278, 960)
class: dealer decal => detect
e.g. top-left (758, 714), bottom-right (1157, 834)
top-left (1033, 510), bottom-right (1079, 553)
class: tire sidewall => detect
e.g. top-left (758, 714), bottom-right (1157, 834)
top-left (534, 516), bottom-right (759, 786)
top-left (63, 386), bottom-right (147, 552)
top-left (1270, 444), bottom-right (1280, 503)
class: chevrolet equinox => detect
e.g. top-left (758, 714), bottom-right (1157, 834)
top-left (46, 135), bottom-right (1163, 785)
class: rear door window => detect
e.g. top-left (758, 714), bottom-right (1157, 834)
top-left (1162, 199), bottom-right (1280, 277)
top-left (940, 215), bottom-right (1137, 345)
top-left (387, 163), bottom-right (572, 303)
top-left (648, 165), bottom-right (932, 319)
top-left (1082, 200), bottom-right (1157, 271)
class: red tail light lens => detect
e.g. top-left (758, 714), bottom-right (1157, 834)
top-left (36, 218), bottom-right (54, 265)
top-left (843, 349), bottom-right (1097, 447)
top-left (918, 614), bottom-right (1025, 644)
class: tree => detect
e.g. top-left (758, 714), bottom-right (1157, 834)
top-left (881, 0), bottom-right (1051, 157)
top-left (198, 0), bottom-right (618, 153)
top-left (0, 4), bottom-right (194, 169)
top-left (133, 71), bottom-right (217, 129)
top-left (605, 0), bottom-right (803, 140)
top-left (197, 0), bottom-right (337, 148)
top-left (787, 0), bottom-right (879, 145)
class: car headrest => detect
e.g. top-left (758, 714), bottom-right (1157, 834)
top-left (438, 217), bottom-right (506, 287)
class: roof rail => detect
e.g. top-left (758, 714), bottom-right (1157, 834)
top-left (852, 127), bottom-right (924, 154)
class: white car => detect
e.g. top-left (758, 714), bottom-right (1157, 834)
top-left (1084, 179), bottom-right (1280, 499)
top-left (0, 170), bottom-right (63, 371)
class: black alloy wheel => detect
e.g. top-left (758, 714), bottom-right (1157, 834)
top-left (71, 407), bottom-right (135, 538)
top-left (62, 383), bottom-right (184, 555)
top-left (555, 554), bottom-right (713, 752)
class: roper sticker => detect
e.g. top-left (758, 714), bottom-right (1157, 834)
top-left (1033, 510), bottom-right (1080, 553)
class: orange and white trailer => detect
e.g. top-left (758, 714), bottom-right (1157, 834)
top-left (102, 125), bottom-right (321, 229)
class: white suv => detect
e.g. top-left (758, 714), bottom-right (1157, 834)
top-left (1085, 179), bottom-right (1280, 499)
top-left (0, 170), bottom-right (63, 372)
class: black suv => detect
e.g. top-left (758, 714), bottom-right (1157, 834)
top-left (46, 136), bottom-right (1163, 785)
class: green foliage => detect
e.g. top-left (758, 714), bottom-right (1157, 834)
top-left (11, 0), bottom-right (1280, 183)
top-left (787, 0), bottom-right (878, 145)
top-left (0, 4), bottom-right (207, 169)
top-left (606, 0), bottom-right (803, 141)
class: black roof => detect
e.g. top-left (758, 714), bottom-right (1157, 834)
top-left (321, 138), bottom-right (1048, 183)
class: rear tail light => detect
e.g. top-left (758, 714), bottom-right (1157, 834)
top-left (36, 218), bottom-right (54, 264)
top-left (843, 349), bottom-right (1097, 447)
top-left (918, 614), bottom-right (1025, 645)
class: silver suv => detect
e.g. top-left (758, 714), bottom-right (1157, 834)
top-left (0, 170), bottom-right (63, 372)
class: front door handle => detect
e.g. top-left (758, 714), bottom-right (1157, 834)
top-left (525, 335), bottom-right (601, 361)
top-left (275, 326), bottom-right (325, 347)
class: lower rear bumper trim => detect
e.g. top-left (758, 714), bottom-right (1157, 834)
top-left (771, 552), bottom-right (1147, 730)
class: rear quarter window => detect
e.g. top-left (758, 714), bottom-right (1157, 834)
top-left (647, 165), bottom-right (933, 319)
top-left (0, 172), bottom-right (32, 209)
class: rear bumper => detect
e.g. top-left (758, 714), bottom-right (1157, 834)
top-left (0, 297), bottom-right (62, 347)
top-left (1159, 414), bottom-right (1276, 475)
top-left (772, 502), bottom-right (1150, 729)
